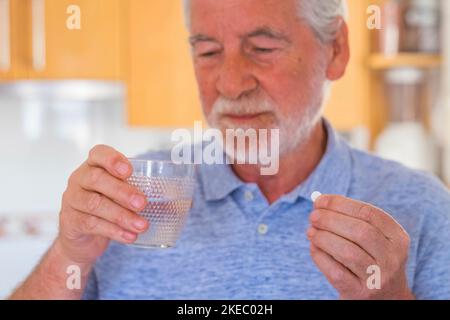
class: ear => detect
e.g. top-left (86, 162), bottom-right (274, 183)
top-left (326, 18), bottom-right (350, 81)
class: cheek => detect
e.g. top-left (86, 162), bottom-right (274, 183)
top-left (267, 34), bottom-right (326, 108)
top-left (259, 62), bottom-right (316, 114)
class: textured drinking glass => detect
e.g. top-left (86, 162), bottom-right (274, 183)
top-left (127, 159), bottom-right (195, 249)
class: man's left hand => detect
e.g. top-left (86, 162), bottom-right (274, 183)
top-left (307, 195), bottom-right (414, 300)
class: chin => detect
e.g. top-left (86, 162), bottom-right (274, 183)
top-left (218, 117), bottom-right (278, 132)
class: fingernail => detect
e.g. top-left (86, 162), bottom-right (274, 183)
top-left (122, 231), bottom-right (136, 241)
top-left (317, 195), bottom-right (329, 208)
top-left (310, 211), bottom-right (320, 222)
top-left (131, 195), bottom-right (146, 209)
top-left (133, 219), bottom-right (147, 230)
top-left (115, 162), bottom-right (129, 176)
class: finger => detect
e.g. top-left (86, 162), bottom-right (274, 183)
top-left (307, 227), bottom-right (376, 280)
top-left (72, 209), bottom-right (138, 244)
top-left (315, 195), bottom-right (404, 241)
top-left (309, 243), bottom-right (361, 295)
top-left (310, 209), bottom-right (392, 262)
top-left (67, 186), bottom-right (149, 234)
top-left (87, 144), bottom-right (132, 180)
top-left (78, 165), bottom-right (147, 212)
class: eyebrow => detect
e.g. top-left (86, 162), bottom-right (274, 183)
top-left (245, 27), bottom-right (291, 43)
top-left (188, 26), bottom-right (291, 46)
top-left (189, 34), bottom-right (219, 46)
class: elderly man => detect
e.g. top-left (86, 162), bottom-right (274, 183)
top-left (10, 0), bottom-right (450, 300)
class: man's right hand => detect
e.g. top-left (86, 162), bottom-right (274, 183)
top-left (57, 144), bottom-right (149, 265)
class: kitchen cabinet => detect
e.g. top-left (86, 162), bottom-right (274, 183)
top-left (125, 0), bottom-right (203, 127)
top-left (0, 0), bottom-right (201, 127)
top-left (0, 0), bottom-right (28, 80)
top-left (29, 0), bottom-right (123, 79)
top-left (0, 0), bottom-right (123, 80)
top-left (324, 0), bottom-right (372, 134)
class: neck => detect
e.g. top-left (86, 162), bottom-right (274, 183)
top-left (231, 120), bottom-right (328, 204)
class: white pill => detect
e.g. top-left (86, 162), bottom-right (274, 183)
top-left (311, 191), bottom-right (322, 203)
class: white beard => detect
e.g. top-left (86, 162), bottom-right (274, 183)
top-left (207, 97), bottom-right (326, 165)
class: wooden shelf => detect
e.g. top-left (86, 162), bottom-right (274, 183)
top-left (368, 53), bottom-right (443, 70)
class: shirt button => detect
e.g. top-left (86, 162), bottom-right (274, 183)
top-left (244, 191), bottom-right (254, 202)
top-left (258, 224), bottom-right (269, 235)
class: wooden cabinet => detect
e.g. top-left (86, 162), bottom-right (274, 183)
top-left (0, 0), bottom-right (123, 81)
top-left (125, 0), bottom-right (203, 127)
top-left (324, 0), bottom-right (371, 133)
top-left (29, 0), bottom-right (123, 79)
top-left (0, 0), bottom-right (201, 127)
top-left (0, 0), bottom-right (28, 80)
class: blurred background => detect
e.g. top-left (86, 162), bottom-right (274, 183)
top-left (0, 0), bottom-right (449, 298)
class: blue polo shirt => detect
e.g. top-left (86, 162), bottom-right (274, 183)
top-left (83, 120), bottom-right (450, 300)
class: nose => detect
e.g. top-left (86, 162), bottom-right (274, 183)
top-left (216, 52), bottom-right (258, 100)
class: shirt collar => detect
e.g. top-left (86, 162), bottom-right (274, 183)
top-left (282, 119), bottom-right (352, 204)
top-left (198, 118), bottom-right (353, 203)
top-left (199, 159), bottom-right (244, 201)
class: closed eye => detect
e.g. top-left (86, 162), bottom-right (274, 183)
top-left (253, 47), bottom-right (277, 54)
top-left (199, 51), bottom-right (221, 58)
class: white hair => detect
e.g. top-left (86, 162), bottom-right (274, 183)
top-left (297, 0), bottom-right (348, 43)
top-left (182, 0), bottom-right (348, 43)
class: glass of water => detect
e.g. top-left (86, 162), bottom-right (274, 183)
top-left (127, 159), bottom-right (196, 249)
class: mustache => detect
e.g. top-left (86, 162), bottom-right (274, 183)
top-left (211, 95), bottom-right (276, 116)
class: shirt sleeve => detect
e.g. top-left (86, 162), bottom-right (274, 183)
top-left (82, 269), bottom-right (98, 300)
top-left (412, 198), bottom-right (450, 300)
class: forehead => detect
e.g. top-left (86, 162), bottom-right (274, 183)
top-left (189, 0), bottom-right (299, 36)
